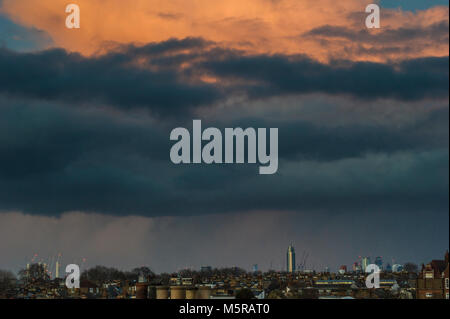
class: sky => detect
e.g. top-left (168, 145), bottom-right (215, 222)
top-left (381, 0), bottom-right (449, 11)
top-left (0, 0), bottom-right (448, 274)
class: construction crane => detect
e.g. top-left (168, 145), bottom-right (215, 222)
top-left (298, 251), bottom-right (309, 272)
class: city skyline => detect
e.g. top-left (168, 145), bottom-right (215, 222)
top-left (2, 248), bottom-right (448, 300)
top-left (2, 242), bottom-right (446, 276)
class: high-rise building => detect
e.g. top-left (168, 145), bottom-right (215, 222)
top-left (385, 263), bottom-right (392, 272)
top-left (374, 256), bottom-right (383, 269)
top-left (392, 264), bottom-right (404, 273)
top-left (362, 257), bottom-right (371, 273)
top-left (200, 266), bottom-right (212, 272)
top-left (339, 265), bottom-right (347, 274)
top-left (55, 261), bottom-right (60, 279)
top-left (286, 245), bottom-right (296, 273)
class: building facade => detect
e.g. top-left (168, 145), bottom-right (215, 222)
top-left (417, 251), bottom-right (449, 299)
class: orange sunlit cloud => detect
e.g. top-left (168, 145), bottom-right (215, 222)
top-left (1, 0), bottom-right (448, 61)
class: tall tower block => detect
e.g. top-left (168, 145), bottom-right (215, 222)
top-left (55, 261), bottom-right (60, 279)
top-left (287, 245), bottom-right (296, 273)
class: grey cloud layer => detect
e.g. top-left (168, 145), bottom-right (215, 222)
top-left (197, 54), bottom-right (449, 101)
top-left (0, 96), bottom-right (447, 216)
top-left (0, 38), bottom-right (448, 217)
top-left (0, 38), bottom-right (448, 118)
top-left (0, 42), bottom-right (221, 117)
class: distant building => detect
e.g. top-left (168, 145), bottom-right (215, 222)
top-left (374, 256), bottom-right (383, 270)
top-left (361, 257), bottom-right (371, 273)
top-left (80, 280), bottom-right (100, 296)
top-left (200, 266), bottom-right (212, 272)
top-left (338, 265), bottom-right (347, 274)
top-left (417, 251), bottom-right (449, 299)
top-left (182, 278), bottom-right (193, 286)
top-left (392, 264), bottom-right (403, 273)
top-left (55, 261), bottom-right (60, 279)
top-left (314, 279), bottom-right (355, 290)
top-left (286, 245), bottom-right (296, 273)
top-left (385, 263), bottom-right (392, 272)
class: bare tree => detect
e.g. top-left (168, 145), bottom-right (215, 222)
top-left (130, 266), bottom-right (155, 281)
top-left (80, 265), bottom-right (127, 283)
top-left (18, 263), bottom-right (50, 282)
top-left (0, 270), bottom-right (16, 292)
top-left (403, 262), bottom-right (418, 274)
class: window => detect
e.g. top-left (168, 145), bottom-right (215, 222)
top-left (445, 278), bottom-right (449, 289)
top-left (425, 292), bottom-right (433, 298)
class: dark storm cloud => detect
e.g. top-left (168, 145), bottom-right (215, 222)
top-left (0, 38), bottom-right (448, 217)
top-left (197, 106), bottom-right (449, 161)
top-left (0, 38), bottom-right (448, 118)
top-left (121, 37), bottom-right (212, 57)
top-left (197, 54), bottom-right (449, 101)
top-left (305, 21), bottom-right (449, 44)
top-left (0, 97), bottom-right (448, 216)
top-left (0, 100), bottom-right (176, 215)
top-left (0, 44), bottom-right (222, 117)
top-left (0, 100), bottom-right (172, 180)
top-left (277, 107), bottom-right (449, 161)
